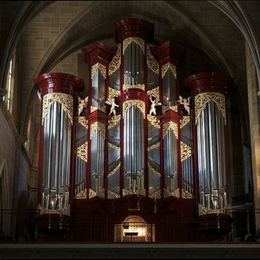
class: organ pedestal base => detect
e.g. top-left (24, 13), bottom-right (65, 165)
top-left (198, 213), bottom-right (232, 241)
top-left (38, 214), bottom-right (70, 235)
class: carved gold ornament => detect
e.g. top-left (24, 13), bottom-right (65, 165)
top-left (89, 188), bottom-right (97, 198)
top-left (107, 189), bottom-right (120, 199)
top-left (163, 121), bottom-right (178, 139)
top-left (161, 62), bottom-right (177, 79)
top-left (180, 116), bottom-right (190, 128)
top-left (76, 188), bottom-right (87, 199)
top-left (149, 189), bottom-right (161, 199)
top-left (78, 116), bottom-right (88, 129)
top-left (76, 142), bottom-right (88, 162)
top-left (108, 142), bottom-right (120, 150)
top-left (90, 122), bottom-right (106, 140)
top-left (123, 37), bottom-right (145, 55)
top-left (38, 205), bottom-right (70, 216)
top-left (42, 93), bottom-right (73, 125)
top-left (123, 100), bottom-right (145, 118)
top-left (198, 204), bottom-right (226, 216)
top-left (91, 63), bottom-right (106, 79)
top-left (148, 161), bottom-right (160, 176)
top-left (181, 141), bottom-right (192, 162)
top-left (108, 87), bottom-right (120, 99)
top-left (147, 114), bottom-right (160, 129)
top-left (123, 83), bottom-right (145, 91)
top-left (148, 142), bottom-right (160, 151)
top-left (90, 105), bottom-right (106, 113)
top-left (109, 45), bottom-right (121, 75)
top-left (195, 92), bottom-right (226, 125)
top-left (108, 162), bottom-right (121, 177)
top-left (147, 87), bottom-right (159, 100)
top-left (165, 188), bottom-right (180, 198)
top-left (146, 47), bottom-right (159, 75)
top-left (108, 114), bottom-right (121, 129)
top-left (182, 190), bottom-right (193, 199)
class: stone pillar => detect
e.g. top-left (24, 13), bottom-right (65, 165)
top-left (245, 43), bottom-right (260, 230)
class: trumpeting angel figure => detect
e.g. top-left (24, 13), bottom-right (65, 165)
top-left (78, 96), bottom-right (88, 116)
top-left (105, 97), bottom-right (119, 116)
top-left (149, 95), bottom-right (162, 116)
top-left (178, 95), bottom-right (190, 115)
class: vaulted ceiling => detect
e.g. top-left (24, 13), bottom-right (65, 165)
top-left (1, 0), bottom-right (259, 137)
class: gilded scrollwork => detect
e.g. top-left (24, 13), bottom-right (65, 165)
top-left (108, 87), bottom-right (120, 99)
top-left (148, 161), bottom-right (161, 176)
top-left (169, 105), bottom-right (178, 112)
top-left (76, 142), bottom-right (88, 162)
top-left (91, 63), bottom-right (107, 79)
top-left (149, 189), bottom-right (161, 199)
top-left (165, 188), bottom-right (180, 198)
top-left (42, 93), bottom-right (73, 125)
top-left (161, 62), bottom-right (177, 79)
top-left (78, 116), bottom-right (88, 129)
top-left (182, 190), bottom-right (193, 199)
top-left (195, 92), bottom-right (226, 125)
top-left (163, 121), bottom-right (178, 139)
top-left (147, 114), bottom-right (160, 129)
top-left (123, 37), bottom-right (145, 55)
top-left (108, 142), bottom-right (120, 150)
top-left (108, 162), bottom-right (121, 177)
top-left (109, 45), bottom-right (121, 75)
top-left (123, 83), bottom-right (145, 91)
top-left (147, 87), bottom-right (159, 100)
top-left (181, 141), bottom-right (192, 162)
top-left (90, 122), bottom-right (106, 140)
top-left (180, 116), bottom-right (190, 128)
top-left (107, 189), bottom-right (120, 199)
top-left (146, 47), bottom-right (159, 75)
top-left (89, 188), bottom-right (97, 198)
top-left (38, 205), bottom-right (70, 216)
top-left (108, 114), bottom-right (121, 129)
top-left (123, 100), bottom-right (145, 118)
top-left (76, 189), bottom-right (87, 199)
top-left (198, 204), bottom-right (226, 216)
top-left (148, 142), bottom-right (160, 151)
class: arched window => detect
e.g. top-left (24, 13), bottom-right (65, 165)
top-left (4, 52), bottom-right (15, 113)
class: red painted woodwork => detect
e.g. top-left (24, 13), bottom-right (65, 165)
top-left (35, 72), bottom-right (84, 97)
top-left (114, 18), bottom-right (154, 43)
top-left (83, 43), bottom-right (114, 66)
top-left (153, 40), bottom-right (184, 66)
top-left (184, 72), bottom-right (230, 96)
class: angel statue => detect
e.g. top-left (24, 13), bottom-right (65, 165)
top-left (178, 95), bottom-right (190, 115)
top-left (78, 96), bottom-right (88, 116)
top-left (105, 97), bottom-right (119, 116)
top-left (149, 95), bottom-right (162, 116)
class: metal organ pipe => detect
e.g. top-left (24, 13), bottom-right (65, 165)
top-left (35, 72), bottom-right (83, 218)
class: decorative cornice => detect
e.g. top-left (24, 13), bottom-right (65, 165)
top-left (90, 121), bottom-right (105, 140)
top-left (91, 63), bottom-right (106, 79)
top-left (123, 100), bottom-right (145, 118)
top-left (122, 37), bottom-right (145, 55)
top-left (180, 116), bottom-right (190, 128)
top-left (42, 93), bottom-right (73, 125)
top-left (163, 121), bottom-right (178, 139)
top-left (194, 92), bottom-right (226, 125)
top-left (161, 62), bottom-right (177, 79)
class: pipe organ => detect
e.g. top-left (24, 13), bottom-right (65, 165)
top-left (35, 18), bottom-right (232, 242)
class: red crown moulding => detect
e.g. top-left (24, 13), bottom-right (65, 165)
top-left (34, 72), bottom-right (84, 97)
top-left (114, 18), bottom-right (154, 43)
top-left (88, 109), bottom-right (108, 124)
top-left (118, 88), bottom-right (148, 103)
top-left (83, 42), bottom-right (114, 66)
top-left (161, 108), bottom-right (181, 124)
top-left (152, 40), bottom-right (185, 66)
top-left (184, 72), bottom-right (230, 96)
